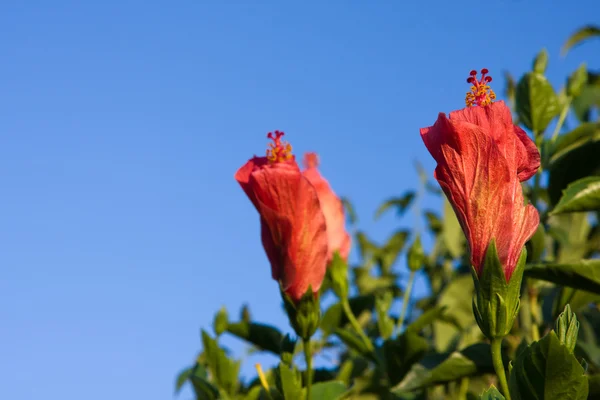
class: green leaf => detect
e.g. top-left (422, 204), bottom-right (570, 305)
top-left (226, 322), bottom-right (284, 355)
top-left (201, 330), bottom-right (241, 396)
top-left (374, 191), bottom-right (416, 220)
top-left (392, 343), bottom-right (494, 394)
top-left (532, 48), bottom-right (548, 74)
top-left (567, 64), bottom-right (588, 97)
top-left (175, 366), bottom-right (193, 394)
top-left (376, 230), bottom-right (410, 274)
top-left (405, 306), bottom-right (447, 334)
top-left (481, 385), bottom-right (506, 400)
top-left (213, 306), bottom-right (229, 336)
top-left (432, 275), bottom-right (475, 351)
top-left (516, 72), bottom-right (560, 135)
top-left (525, 260), bottom-right (600, 294)
top-left (525, 224), bottom-right (546, 263)
top-left (383, 331), bottom-right (429, 386)
top-left (550, 176), bottom-right (600, 215)
top-left (191, 376), bottom-right (220, 400)
top-left (308, 381), bottom-right (347, 400)
top-left (442, 196), bottom-right (465, 259)
top-left (571, 72), bottom-right (600, 122)
top-left (320, 295), bottom-right (375, 335)
top-left (334, 327), bottom-right (377, 362)
top-left (547, 122), bottom-right (600, 205)
top-left (509, 332), bottom-right (588, 399)
top-left (341, 197), bottom-right (358, 225)
top-left (562, 25), bottom-right (600, 56)
top-left (276, 363), bottom-right (303, 400)
top-left (375, 290), bottom-right (395, 340)
top-left (547, 122), bottom-right (600, 166)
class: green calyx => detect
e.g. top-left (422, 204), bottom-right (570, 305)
top-left (282, 287), bottom-right (321, 341)
top-left (472, 241), bottom-right (526, 340)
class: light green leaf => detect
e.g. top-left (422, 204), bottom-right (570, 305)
top-left (432, 275), bottom-right (475, 351)
top-left (392, 343), bottom-right (494, 394)
top-left (481, 385), bottom-right (506, 400)
top-left (509, 332), bottom-right (588, 399)
top-left (516, 72), bottom-right (560, 135)
top-left (442, 196), bottom-right (465, 259)
top-left (525, 260), bottom-right (600, 294)
top-left (562, 25), bottom-right (600, 56)
top-left (550, 176), bottom-right (600, 215)
top-left (308, 381), bottom-right (347, 400)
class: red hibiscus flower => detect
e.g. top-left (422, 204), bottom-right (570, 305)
top-left (235, 131), bottom-right (328, 302)
top-left (420, 69), bottom-right (540, 281)
top-left (302, 152), bottom-right (351, 262)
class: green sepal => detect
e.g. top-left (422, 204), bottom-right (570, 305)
top-left (472, 241), bottom-right (526, 339)
top-left (282, 287), bottom-right (321, 341)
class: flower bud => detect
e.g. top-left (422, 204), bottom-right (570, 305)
top-left (472, 241), bottom-right (526, 339)
top-left (282, 287), bottom-right (321, 341)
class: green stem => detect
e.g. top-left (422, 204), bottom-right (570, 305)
top-left (491, 338), bottom-right (511, 400)
top-left (550, 97), bottom-right (572, 142)
top-left (457, 376), bottom-right (469, 400)
top-left (341, 298), bottom-right (374, 352)
top-left (397, 270), bottom-right (416, 334)
top-left (303, 338), bottom-right (313, 400)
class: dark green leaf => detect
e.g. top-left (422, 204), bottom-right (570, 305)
top-left (481, 385), bottom-right (506, 400)
top-left (383, 331), bottom-right (429, 385)
top-left (334, 328), bottom-right (377, 362)
top-left (525, 260), bottom-right (600, 294)
top-left (509, 332), bottom-right (588, 399)
top-left (341, 197), bottom-right (358, 225)
top-left (226, 322), bottom-right (284, 355)
top-left (547, 122), bottom-right (600, 205)
top-left (175, 367), bottom-right (193, 394)
top-left (516, 72), bottom-right (560, 134)
top-left (424, 211), bottom-right (442, 235)
top-left (374, 192), bottom-right (416, 220)
top-left (392, 343), bottom-right (494, 393)
top-left (191, 374), bottom-right (220, 400)
top-left (550, 176), bottom-right (600, 215)
top-left (526, 224), bottom-right (546, 263)
top-left (561, 25), bottom-right (600, 56)
top-left (308, 381), bottom-right (347, 400)
top-left (320, 295), bottom-right (375, 335)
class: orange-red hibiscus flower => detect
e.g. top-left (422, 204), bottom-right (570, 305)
top-left (302, 152), bottom-right (351, 262)
top-left (235, 131), bottom-right (328, 303)
top-left (420, 69), bottom-right (540, 281)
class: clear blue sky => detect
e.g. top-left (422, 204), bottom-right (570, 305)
top-left (1, 1), bottom-right (598, 399)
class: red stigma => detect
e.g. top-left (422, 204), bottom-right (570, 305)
top-left (266, 131), bottom-right (293, 163)
top-left (465, 68), bottom-right (496, 107)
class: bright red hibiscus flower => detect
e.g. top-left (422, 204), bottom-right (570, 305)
top-left (302, 152), bottom-right (351, 263)
top-left (235, 131), bottom-right (329, 302)
top-left (420, 69), bottom-right (540, 281)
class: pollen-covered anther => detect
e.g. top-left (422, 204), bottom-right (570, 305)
top-left (266, 130), bottom-right (293, 163)
top-left (465, 68), bottom-right (497, 107)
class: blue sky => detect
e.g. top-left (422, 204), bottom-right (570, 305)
top-left (1, 1), bottom-right (598, 399)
